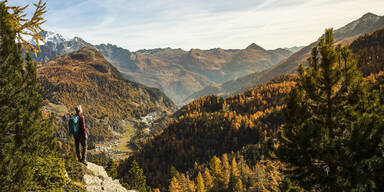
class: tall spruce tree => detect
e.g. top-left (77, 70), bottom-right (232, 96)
top-left (277, 29), bottom-right (383, 191)
top-left (0, 2), bottom-right (66, 191)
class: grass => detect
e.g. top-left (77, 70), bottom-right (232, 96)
top-left (113, 121), bottom-right (137, 159)
top-left (115, 130), bottom-right (134, 152)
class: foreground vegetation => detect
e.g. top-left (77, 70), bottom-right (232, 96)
top-left (0, 2), bottom-right (68, 190)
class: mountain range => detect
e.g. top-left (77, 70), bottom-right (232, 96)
top-left (38, 47), bottom-right (176, 148)
top-left (186, 13), bottom-right (384, 101)
top-left (33, 12), bottom-right (383, 106)
top-left (32, 32), bottom-right (299, 105)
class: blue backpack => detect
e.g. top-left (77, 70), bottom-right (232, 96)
top-left (68, 115), bottom-right (80, 135)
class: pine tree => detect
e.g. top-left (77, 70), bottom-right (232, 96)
top-left (344, 83), bottom-right (384, 190)
top-left (127, 160), bottom-right (148, 192)
top-left (196, 172), bottom-right (206, 192)
top-left (278, 29), bottom-right (381, 191)
top-left (0, 2), bottom-right (66, 191)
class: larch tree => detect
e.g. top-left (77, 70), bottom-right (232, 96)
top-left (221, 154), bottom-right (231, 189)
top-left (196, 172), bottom-right (206, 192)
top-left (234, 178), bottom-right (244, 192)
top-left (209, 155), bottom-right (223, 191)
top-left (169, 176), bottom-right (182, 192)
top-left (203, 168), bottom-right (214, 191)
top-left (3, 0), bottom-right (46, 55)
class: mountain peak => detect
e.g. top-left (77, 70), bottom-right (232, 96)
top-left (355, 12), bottom-right (381, 24)
top-left (333, 12), bottom-right (383, 41)
top-left (361, 12), bottom-right (379, 19)
top-left (32, 31), bottom-right (69, 45)
top-left (246, 43), bottom-right (266, 51)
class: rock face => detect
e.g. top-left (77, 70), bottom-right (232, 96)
top-left (84, 162), bottom-right (135, 192)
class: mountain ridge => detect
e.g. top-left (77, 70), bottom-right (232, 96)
top-left (185, 12), bottom-right (384, 101)
top-left (32, 34), bottom-right (294, 104)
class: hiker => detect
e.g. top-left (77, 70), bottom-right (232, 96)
top-left (69, 105), bottom-right (88, 164)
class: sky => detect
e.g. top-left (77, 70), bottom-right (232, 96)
top-left (11, 0), bottom-right (384, 51)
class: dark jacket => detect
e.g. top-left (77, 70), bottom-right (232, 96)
top-left (77, 113), bottom-right (87, 138)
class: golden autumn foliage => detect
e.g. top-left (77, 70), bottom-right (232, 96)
top-left (38, 47), bottom-right (175, 145)
top-left (119, 74), bottom-right (296, 190)
top-left (119, 28), bottom-right (384, 191)
top-left (4, 0), bottom-right (46, 55)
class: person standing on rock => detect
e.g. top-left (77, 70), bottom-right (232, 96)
top-left (70, 105), bottom-right (88, 165)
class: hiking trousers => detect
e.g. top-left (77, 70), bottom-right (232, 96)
top-left (75, 135), bottom-right (87, 162)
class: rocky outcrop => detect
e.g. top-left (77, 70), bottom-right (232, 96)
top-left (84, 162), bottom-right (136, 192)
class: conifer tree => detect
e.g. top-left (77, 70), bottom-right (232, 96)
top-left (196, 172), bottom-right (206, 192)
top-left (209, 156), bottom-right (223, 179)
top-left (209, 155), bottom-right (223, 191)
top-left (127, 160), bottom-right (148, 192)
top-left (186, 175), bottom-right (196, 192)
top-left (231, 158), bottom-right (240, 178)
top-left (229, 158), bottom-right (241, 192)
top-left (234, 178), bottom-right (244, 192)
top-left (203, 168), bottom-right (214, 191)
top-left (221, 154), bottom-right (231, 189)
top-left (169, 176), bottom-right (182, 192)
top-left (278, 29), bottom-right (382, 191)
top-left (3, 0), bottom-right (47, 55)
top-left (0, 2), bottom-right (66, 191)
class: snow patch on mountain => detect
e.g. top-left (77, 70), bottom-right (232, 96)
top-left (29, 31), bottom-right (71, 45)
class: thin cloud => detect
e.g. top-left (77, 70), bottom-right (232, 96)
top-left (14, 0), bottom-right (384, 51)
